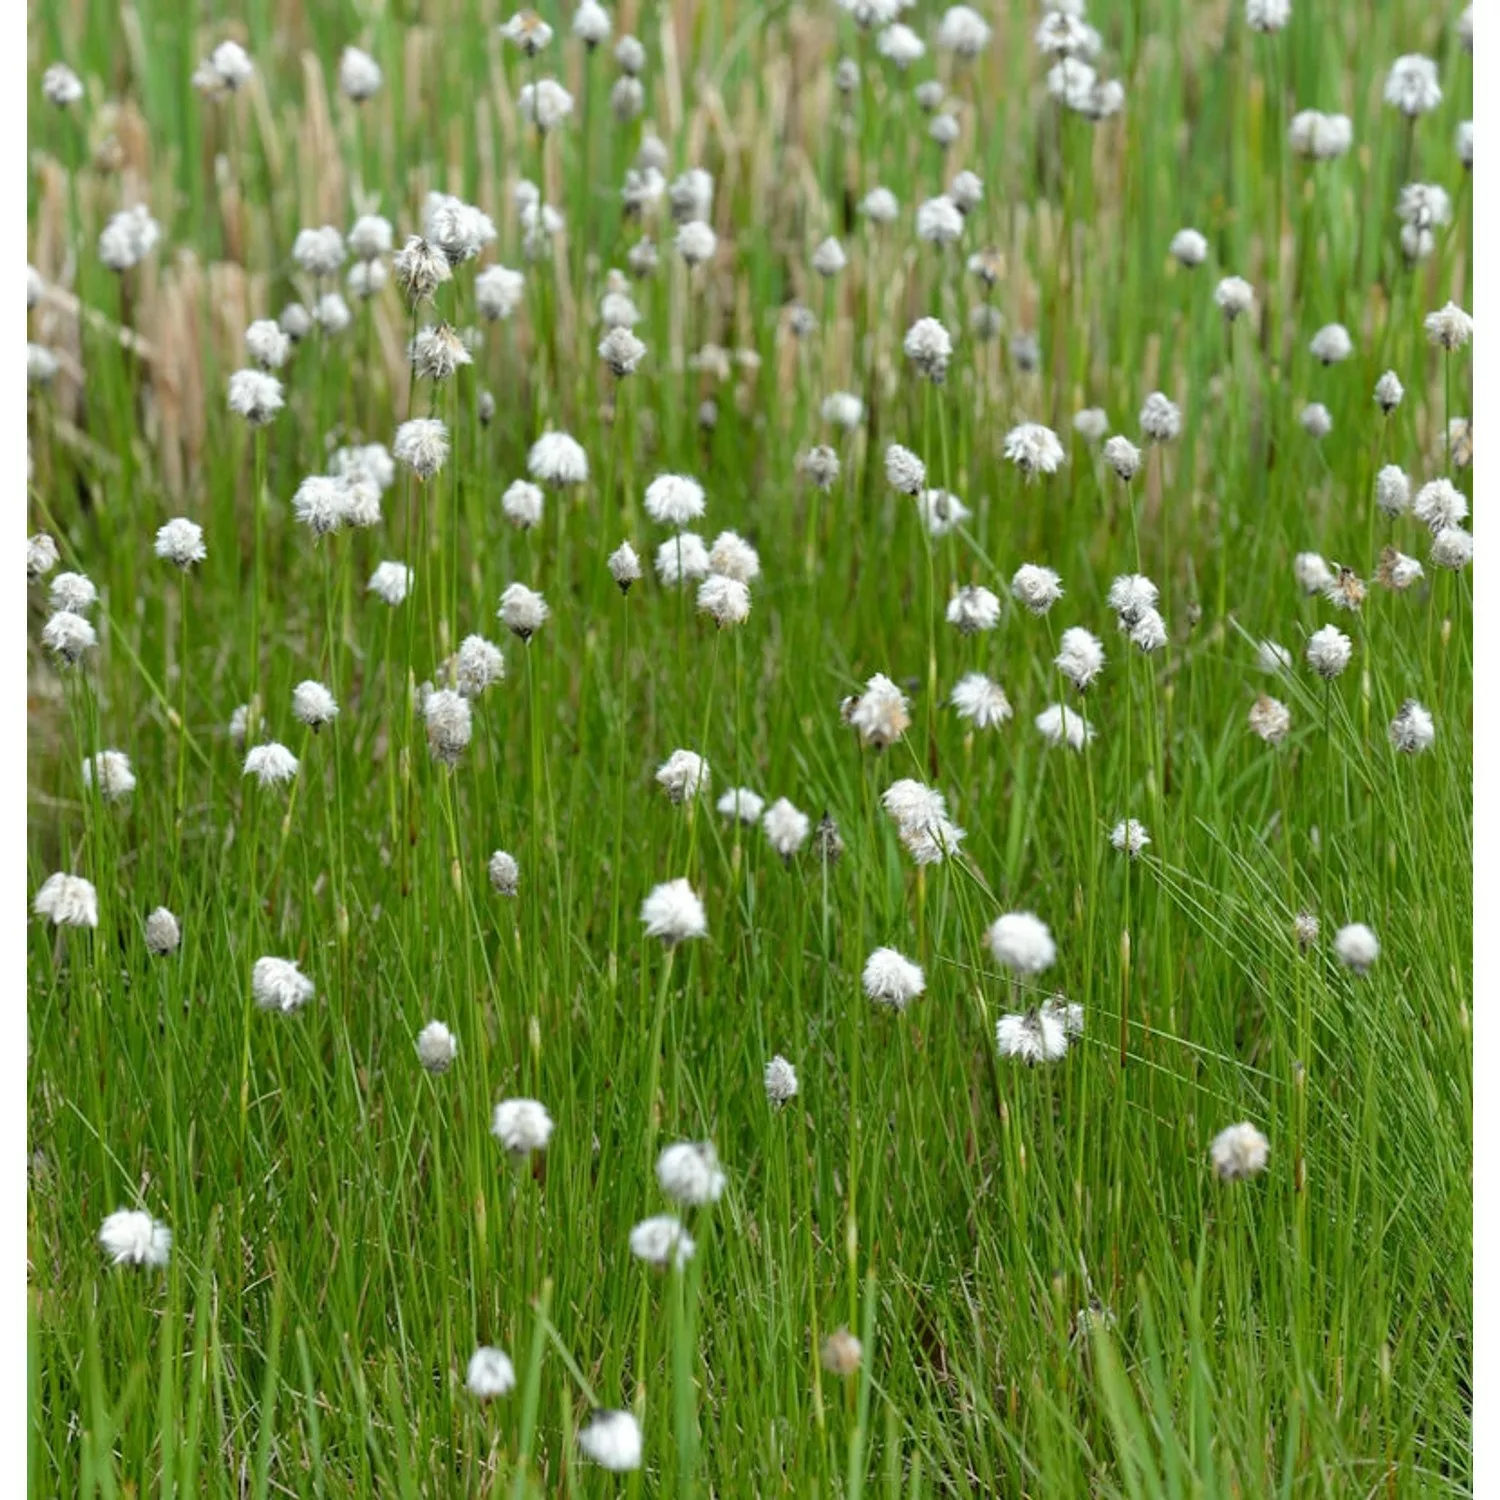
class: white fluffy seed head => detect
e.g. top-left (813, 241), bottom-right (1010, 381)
top-left (578, 1410), bottom-right (643, 1472)
top-left (762, 797), bottom-right (811, 860)
top-left (1248, 694), bottom-right (1292, 744)
top-left (1309, 323), bottom-right (1353, 364)
top-left (83, 749), bottom-right (136, 800)
top-left (945, 585), bottom-right (1001, 635)
top-left (492, 1098), bottom-right (554, 1154)
top-left (903, 316), bottom-right (953, 381)
top-left (1011, 564), bottom-right (1063, 615)
top-left (645, 473), bottom-right (706, 527)
top-left (764, 1054), bottom-right (799, 1105)
top-left (416, 1021), bottom-right (457, 1073)
top-left (227, 368), bottom-right (284, 426)
top-left (675, 220), bottom-right (717, 266)
top-left (1035, 702), bottom-right (1093, 750)
top-left (1374, 371), bottom-right (1405, 413)
top-left (291, 680), bottom-right (338, 730)
top-left (1110, 818), bottom-right (1151, 857)
top-left (423, 689), bottom-right (472, 766)
top-left (630, 1214), bottom-right (696, 1268)
top-left (488, 850), bottom-right (520, 896)
top-left (862, 947), bottom-right (925, 1010)
top-left (1004, 422), bottom-right (1066, 478)
top-left (916, 195), bottom-right (965, 246)
top-left (1305, 625), bottom-right (1352, 679)
top-left (656, 749), bottom-right (710, 803)
top-left (1103, 435), bottom-right (1141, 480)
top-left (243, 742), bottom-right (300, 787)
top-left (656, 1140), bottom-right (726, 1205)
top-left (466, 1347), bottom-right (516, 1399)
top-left (502, 479), bottom-right (545, 530)
top-left (697, 573), bottom-right (751, 628)
top-left (655, 533), bottom-right (711, 586)
top-left (1139, 391), bottom-right (1181, 442)
top-left (144, 907), bottom-right (181, 956)
top-left (1055, 627), bottom-right (1106, 691)
top-left (368, 561), bottom-right (413, 605)
top-left (986, 911), bottom-right (1056, 974)
top-left (27, 533), bottom-right (59, 582)
top-left (1170, 227), bottom-right (1208, 266)
top-left (1385, 54), bottom-right (1441, 117)
top-left (641, 879), bottom-right (707, 944)
top-left (717, 787), bottom-right (765, 824)
top-left (1374, 466), bottom-right (1410, 517)
top-left (1424, 301), bottom-right (1473, 350)
top-left (498, 582), bottom-right (549, 640)
top-left (527, 431), bottom-right (588, 487)
top-left (393, 418), bottom-right (449, 480)
top-left (1388, 699), bottom-right (1435, 754)
top-left (608, 541), bottom-right (642, 593)
top-left (996, 1008), bottom-right (1069, 1064)
top-left (339, 46), bottom-right (383, 101)
top-left (252, 956), bottom-right (314, 1013)
top-left (848, 674), bottom-right (911, 749)
top-left (155, 517), bottom-right (206, 567)
top-left (99, 1209), bottom-right (172, 1268)
top-left (950, 672), bottom-right (1012, 730)
top-left (1210, 1122), bottom-right (1270, 1180)
top-left (34, 872), bottom-right (98, 928)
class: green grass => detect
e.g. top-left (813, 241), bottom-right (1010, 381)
top-left (27, 0), bottom-right (1472, 1494)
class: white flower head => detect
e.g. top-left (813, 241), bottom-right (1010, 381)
top-left (1309, 323), bottom-right (1353, 365)
top-left (1246, 0), bottom-right (1291, 31)
top-left (764, 1055), bottom-right (799, 1105)
top-left (1004, 422), bottom-right (1066, 479)
top-left (641, 879), bottom-right (707, 944)
top-left (1385, 54), bottom-right (1441, 117)
top-left (904, 316), bottom-right (953, 382)
top-left (1305, 624), bottom-right (1352, 679)
top-left (938, 5), bottom-right (991, 55)
top-left (697, 573), bottom-right (751, 628)
top-left (144, 907), bottom-right (181, 956)
top-left (498, 582), bottom-right (549, 640)
top-left (99, 1210), bottom-right (171, 1268)
top-left (996, 1007), bottom-right (1069, 1063)
top-left (675, 220), bottom-right (717, 266)
top-left (293, 225), bottom-right (346, 278)
top-left (456, 635), bottom-right (505, 697)
top-left (1374, 466), bottom-right (1410, 517)
top-left (884, 443), bottom-right (927, 496)
top-left (42, 611), bottom-right (99, 664)
top-left (1430, 526), bottom-right (1473, 571)
top-left (812, 236), bottom-right (847, 276)
top-left (655, 533), bottom-right (711, 586)
top-left (1035, 702), bottom-right (1093, 749)
top-left (657, 749), bottom-right (710, 804)
top-left (657, 1141), bottom-right (726, 1205)
top-left (860, 188), bottom-right (899, 225)
top-left (645, 473), bottom-right (706, 528)
top-left (244, 742), bottom-right (299, 786)
top-left (519, 77), bottom-right (575, 131)
top-left (1055, 626), bottom-right (1106, 691)
top-left (1388, 699), bottom-right (1434, 754)
top-left (339, 46), bottom-right (383, 101)
top-left (227, 369), bottom-right (284, 426)
top-left (368, 561), bottom-right (413, 605)
top-left (98, 205), bottom-right (161, 272)
top-left (1214, 276), bottom-right (1256, 321)
top-left (578, 1411), bottom-right (642, 1472)
top-left (493, 1098), bottom-right (554, 1154)
top-left (573, 0), bottom-right (612, 45)
top-left (1012, 564), bottom-right (1063, 615)
top-left (1140, 391), bottom-right (1181, 443)
top-left (1110, 818), bottom-right (1150, 857)
top-left (916, 195), bottom-right (965, 246)
top-left (1210, 1122), bottom-right (1270, 1180)
top-left (950, 672), bottom-right (1012, 730)
top-left (599, 325), bottom-right (646, 376)
top-left (502, 479), bottom-right (545, 531)
top-left (527, 431), bottom-right (588, 487)
top-left (416, 1021), bottom-right (457, 1073)
top-left (717, 787), bottom-right (765, 824)
top-left (34, 872), bottom-right (98, 928)
top-left (1248, 694), bottom-right (1292, 744)
top-left (708, 532), bottom-right (760, 583)
top-left (393, 418), bottom-right (449, 480)
top-left (608, 541), bottom-right (642, 593)
top-left (488, 850), bottom-right (520, 897)
top-left (630, 1214), bottom-right (695, 1268)
top-left (1374, 371), bottom-right (1405, 414)
top-left (762, 797), bottom-right (811, 860)
top-left (916, 489), bottom-right (970, 536)
top-left (1300, 403), bottom-right (1333, 439)
top-left (946, 585), bottom-right (1001, 635)
top-left (466, 1347), bottom-right (516, 1399)
top-left (877, 22), bottom-right (925, 67)
top-left (862, 947), bottom-right (925, 1010)
top-left (1256, 639), bottom-right (1293, 673)
top-left (83, 749), bottom-right (136, 800)
top-left (847, 673), bottom-right (910, 749)
top-left (1074, 408), bottom-right (1109, 443)
top-left (1424, 301), bottom-right (1473, 351)
top-left (27, 534), bottom-right (60, 583)
top-left (423, 689), bottom-right (472, 766)
top-left (252, 956), bottom-right (314, 1013)
top-left (291, 680), bottom-right (338, 730)
top-left (50, 572), bottom-right (98, 613)
top-left (986, 911), bottom-right (1057, 975)
top-left (423, 193), bottom-right (497, 265)
top-left (42, 63), bottom-right (85, 107)
top-left (1170, 228), bottom-right (1208, 267)
top-left (823, 391), bottom-right (865, 428)
top-left (1103, 435), bottom-right (1141, 481)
